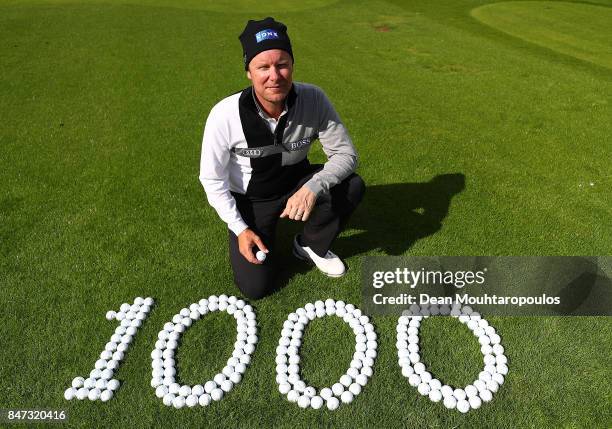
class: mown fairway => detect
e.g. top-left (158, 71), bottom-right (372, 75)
top-left (1, 0), bottom-right (611, 427)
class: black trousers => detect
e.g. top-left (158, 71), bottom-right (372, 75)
top-left (229, 164), bottom-right (365, 300)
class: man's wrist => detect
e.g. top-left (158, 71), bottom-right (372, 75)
top-left (229, 221), bottom-right (249, 236)
top-left (303, 179), bottom-right (324, 198)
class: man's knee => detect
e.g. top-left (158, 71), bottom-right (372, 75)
top-left (233, 268), bottom-right (276, 300)
top-left (345, 174), bottom-right (366, 206)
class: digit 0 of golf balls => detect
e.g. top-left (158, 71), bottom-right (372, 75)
top-left (276, 300), bottom-right (377, 410)
top-left (396, 303), bottom-right (508, 413)
top-left (65, 297), bottom-right (154, 401)
top-left (150, 295), bottom-right (257, 407)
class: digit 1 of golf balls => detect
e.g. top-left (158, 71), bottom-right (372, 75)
top-left (65, 297), bottom-right (154, 401)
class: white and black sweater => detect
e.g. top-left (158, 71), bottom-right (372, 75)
top-left (199, 82), bottom-right (358, 236)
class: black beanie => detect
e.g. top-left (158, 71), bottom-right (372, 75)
top-left (239, 17), bottom-right (294, 70)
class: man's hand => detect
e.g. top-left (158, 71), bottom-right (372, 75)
top-left (237, 228), bottom-right (268, 264)
top-left (280, 186), bottom-right (316, 221)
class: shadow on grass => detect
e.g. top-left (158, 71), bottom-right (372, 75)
top-left (335, 173), bottom-right (465, 257)
top-left (271, 173), bottom-right (465, 291)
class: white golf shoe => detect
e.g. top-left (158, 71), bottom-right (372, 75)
top-left (292, 235), bottom-right (346, 278)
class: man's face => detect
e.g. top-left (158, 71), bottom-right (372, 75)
top-left (247, 49), bottom-right (293, 105)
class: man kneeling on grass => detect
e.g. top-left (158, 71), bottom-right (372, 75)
top-left (199, 17), bottom-right (365, 299)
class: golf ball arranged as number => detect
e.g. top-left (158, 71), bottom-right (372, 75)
top-left (65, 298), bottom-right (154, 402)
top-left (396, 303), bottom-right (508, 414)
top-left (276, 300), bottom-right (376, 410)
top-left (149, 295), bottom-right (257, 407)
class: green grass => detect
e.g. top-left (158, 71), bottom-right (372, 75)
top-left (1, 0), bottom-right (611, 427)
top-left (472, 1), bottom-right (612, 69)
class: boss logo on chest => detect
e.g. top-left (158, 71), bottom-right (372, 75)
top-left (287, 136), bottom-right (315, 151)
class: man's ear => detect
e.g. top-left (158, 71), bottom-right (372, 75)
top-left (246, 70), bottom-right (252, 81)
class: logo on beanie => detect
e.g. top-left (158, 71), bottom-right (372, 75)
top-left (255, 29), bottom-right (279, 43)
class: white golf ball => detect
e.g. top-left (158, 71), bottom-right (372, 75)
top-left (100, 389), bottom-right (113, 402)
top-left (204, 381), bottom-right (216, 393)
top-left (497, 364), bottom-right (509, 375)
top-left (441, 385), bottom-right (454, 397)
top-left (465, 385), bottom-right (478, 397)
top-left (348, 383), bottom-right (362, 396)
top-left (172, 396), bottom-right (185, 409)
top-left (293, 380), bottom-right (306, 393)
top-left (326, 397), bottom-right (340, 410)
top-left (340, 374), bottom-right (352, 387)
top-left (162, 393), bottom-right (175, 407)
top-left (492, 342), bottom-right (505, 354)
top-left (199, 394), bottom-right (212, 406)
top-left (401, 366), bottom-right (414, 378)
top-left (88, 388), bottom-right (101, 401)
top-left (156, 385), bottom-right (169, 398)
top-left (168, 383), bottom-right (180, 395)
top-left (479, 371), bottom-right (492, 382)
top-left (417, 383), bottom-right (431, 396)
top-left (192, 385), bottom-right (204, 397)
top-left (492, 373), bottom-right (505, 385)
top-left (64, 387), bottom-right (76, 400)
top-left (356, 374), bottom-right (369, 387)
top-left (469, 395), bottom-right (482, 409)
top-left (297, 395), bottom-right (310, 408)
top-left (453, 388), bottom-right (466, 401)
top-left (473, 379), bottom-right (487, 392)
top-left (310, 396), bottom-right (324, 409)
top-left (72, 377), bottom-right (85, 389)
top-left (76, 387), bottom-right (89, 400)
top-left (256, 251), bottom-right (266, 261)
top-left (429, 378), bottom-right (442, 391)
top-left (179, 385), bottom-right (191, 397)
top-left (443, 395), bottom-right (457, 409)
top-left (186, 395), bottom-right (198, 407)
top-left (230, 372), bottom-right (242, 384)
top-left (340, 391), bottom-right (354, 404)
top-left (320, 388), bottom-right (333, 400)
top-left (107, 379), bottom-right (120, 391)
top-left (480, 389), bottom-right (493, 402)
top-left (408, 374), bottom-right (421, 387)
top-left (457, 399), bottom-right (470, 413)
top-left (486, 379), bottom-right (500, 393)
top-left (304, 386), bottom-right (316, 397)
top-left (211, 388), bottom-right (224, 401)
top-left (428, 389), bottom-right (443, 402)
top-left (287, 390), bottom-right (299, 402)
top-left (213, 374), bottom-right (226, 385)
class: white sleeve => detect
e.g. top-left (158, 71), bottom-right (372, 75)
top-left (199, 106), bottom-right (248, 236)
top-left (303, 88), bottom-right (358, 196)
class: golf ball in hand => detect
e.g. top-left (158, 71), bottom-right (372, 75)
top-left (256, 251), bottom-right (266, 262)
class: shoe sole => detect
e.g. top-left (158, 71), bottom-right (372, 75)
top-left (292, 247), bottom-right (346, 278)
